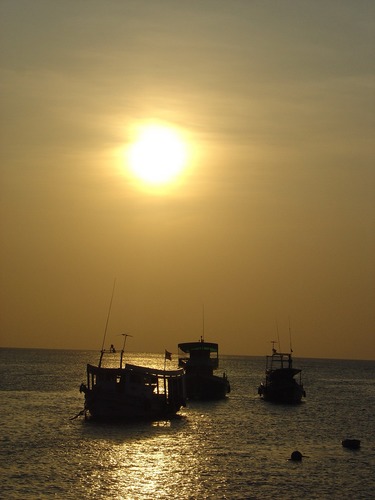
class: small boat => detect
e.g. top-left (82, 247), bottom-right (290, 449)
top-left (258, 342), bottom-right (305, 403)
top-left (79, 335), bottom-right (186, 420)
top-left (178, 337), bottom-right (230, 400)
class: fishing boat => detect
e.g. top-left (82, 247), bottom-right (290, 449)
top-left (258, 341), bottom-right (305, 404)
top-left (178, 337), bottom-right (230, 400)
top-left (79, 334), bottom-right (186, 420)
top-left (78, 281), bottom-right (186, 420)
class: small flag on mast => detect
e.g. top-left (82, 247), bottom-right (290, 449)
top-left (165, 350), bottom-right (172, 361)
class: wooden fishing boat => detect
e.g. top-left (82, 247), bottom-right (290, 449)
top-left (258, 342), bottom-right (305, 403)
top-left (80, 336), bottom-right (186, 420)
top-left (178, 337), bottom-right (230, 400)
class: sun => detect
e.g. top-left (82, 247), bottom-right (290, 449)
top-left (127, 124), bottom-right (189, 185)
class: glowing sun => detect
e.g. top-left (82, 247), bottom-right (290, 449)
top-left (127, 124), bottom-right (188, 185)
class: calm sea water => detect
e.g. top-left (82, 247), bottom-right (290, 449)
top-left (0, 348), bottom-right (374, 499)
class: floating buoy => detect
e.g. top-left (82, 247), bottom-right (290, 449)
top-left (342, 439), bottom-right (360, 450)
top-left (290, 450), bottom-right (303, 461)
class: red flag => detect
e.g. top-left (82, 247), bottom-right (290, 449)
top-left (165, 350), bottom-right (172, 361)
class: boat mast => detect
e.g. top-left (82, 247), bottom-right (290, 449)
top-left (201, 304), bottom-right (205, 342)
top-left (275, 319), bottom-right (281, 352)
top-left (120, 333), bottom-right (132, 368)
top-left (99, 278), bottom-right (116, 367)
top-left (288, 316), bottom-right (293, 353)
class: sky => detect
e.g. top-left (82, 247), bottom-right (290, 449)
top-left (0, 0), bottom-right (374, 360)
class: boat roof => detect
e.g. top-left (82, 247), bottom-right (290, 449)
top-left (126, 363), bottom-right (184, 377)
top-left (87, 363), bottom-right (184, 377)
top-left (267, 351), bottom-right (292, 358)
top-left (178, 342), bottom-right (218, 353)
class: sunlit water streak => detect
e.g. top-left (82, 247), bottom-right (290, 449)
top-left (0, 349), bottom-right (374, 499)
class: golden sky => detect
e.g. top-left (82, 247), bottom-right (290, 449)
top-left (1, 1), bottom-right (374, 359)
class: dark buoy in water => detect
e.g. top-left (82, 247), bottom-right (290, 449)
top-left (342, 439), bottom-right (360, 450)
top-left (290, 450), bottom-right (303, 461)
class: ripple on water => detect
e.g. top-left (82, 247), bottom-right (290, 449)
top-left (1, 351), bottom-right (374, 499)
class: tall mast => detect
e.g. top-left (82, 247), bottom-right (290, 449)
top-left (201, 304), bottom-right (205, 342)
top-left (99, 278), bottom-right (116, 367)
top-left (275, 318), bottom-right (281, 352)
top-left (289, 316), bottom-right (293, 353)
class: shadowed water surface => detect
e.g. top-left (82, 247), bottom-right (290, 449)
top-left (1, 349), bottom-right (374, 499)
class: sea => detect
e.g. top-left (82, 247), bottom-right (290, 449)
top-left (0, 348), bottom-right (374, 499)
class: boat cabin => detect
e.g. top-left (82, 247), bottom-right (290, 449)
top-left (178, 341), bottom-right (220, 376)
top-left (266, 351), bottom-right (294, 372)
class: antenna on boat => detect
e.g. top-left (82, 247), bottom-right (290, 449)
top-left (120, 333), bottom-right (132, 368)
top-left (201, 304), bottom-right (205, 342)
top-left (288, 316), bottom-right (293, 353)
top-left (99, 278), bottom-right (116, 367)
top-left (275, 319), bottom-right (281, 352)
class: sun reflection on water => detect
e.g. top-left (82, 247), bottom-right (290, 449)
top-left (77, 408), bottom-right (236, 499)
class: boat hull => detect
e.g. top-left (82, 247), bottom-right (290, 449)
top-left (84, 390), bottom-right (183, 420)
top-left (258, 382), bottom-right (305, 404)
top-left (185, 374), bottom-right (230, 400)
